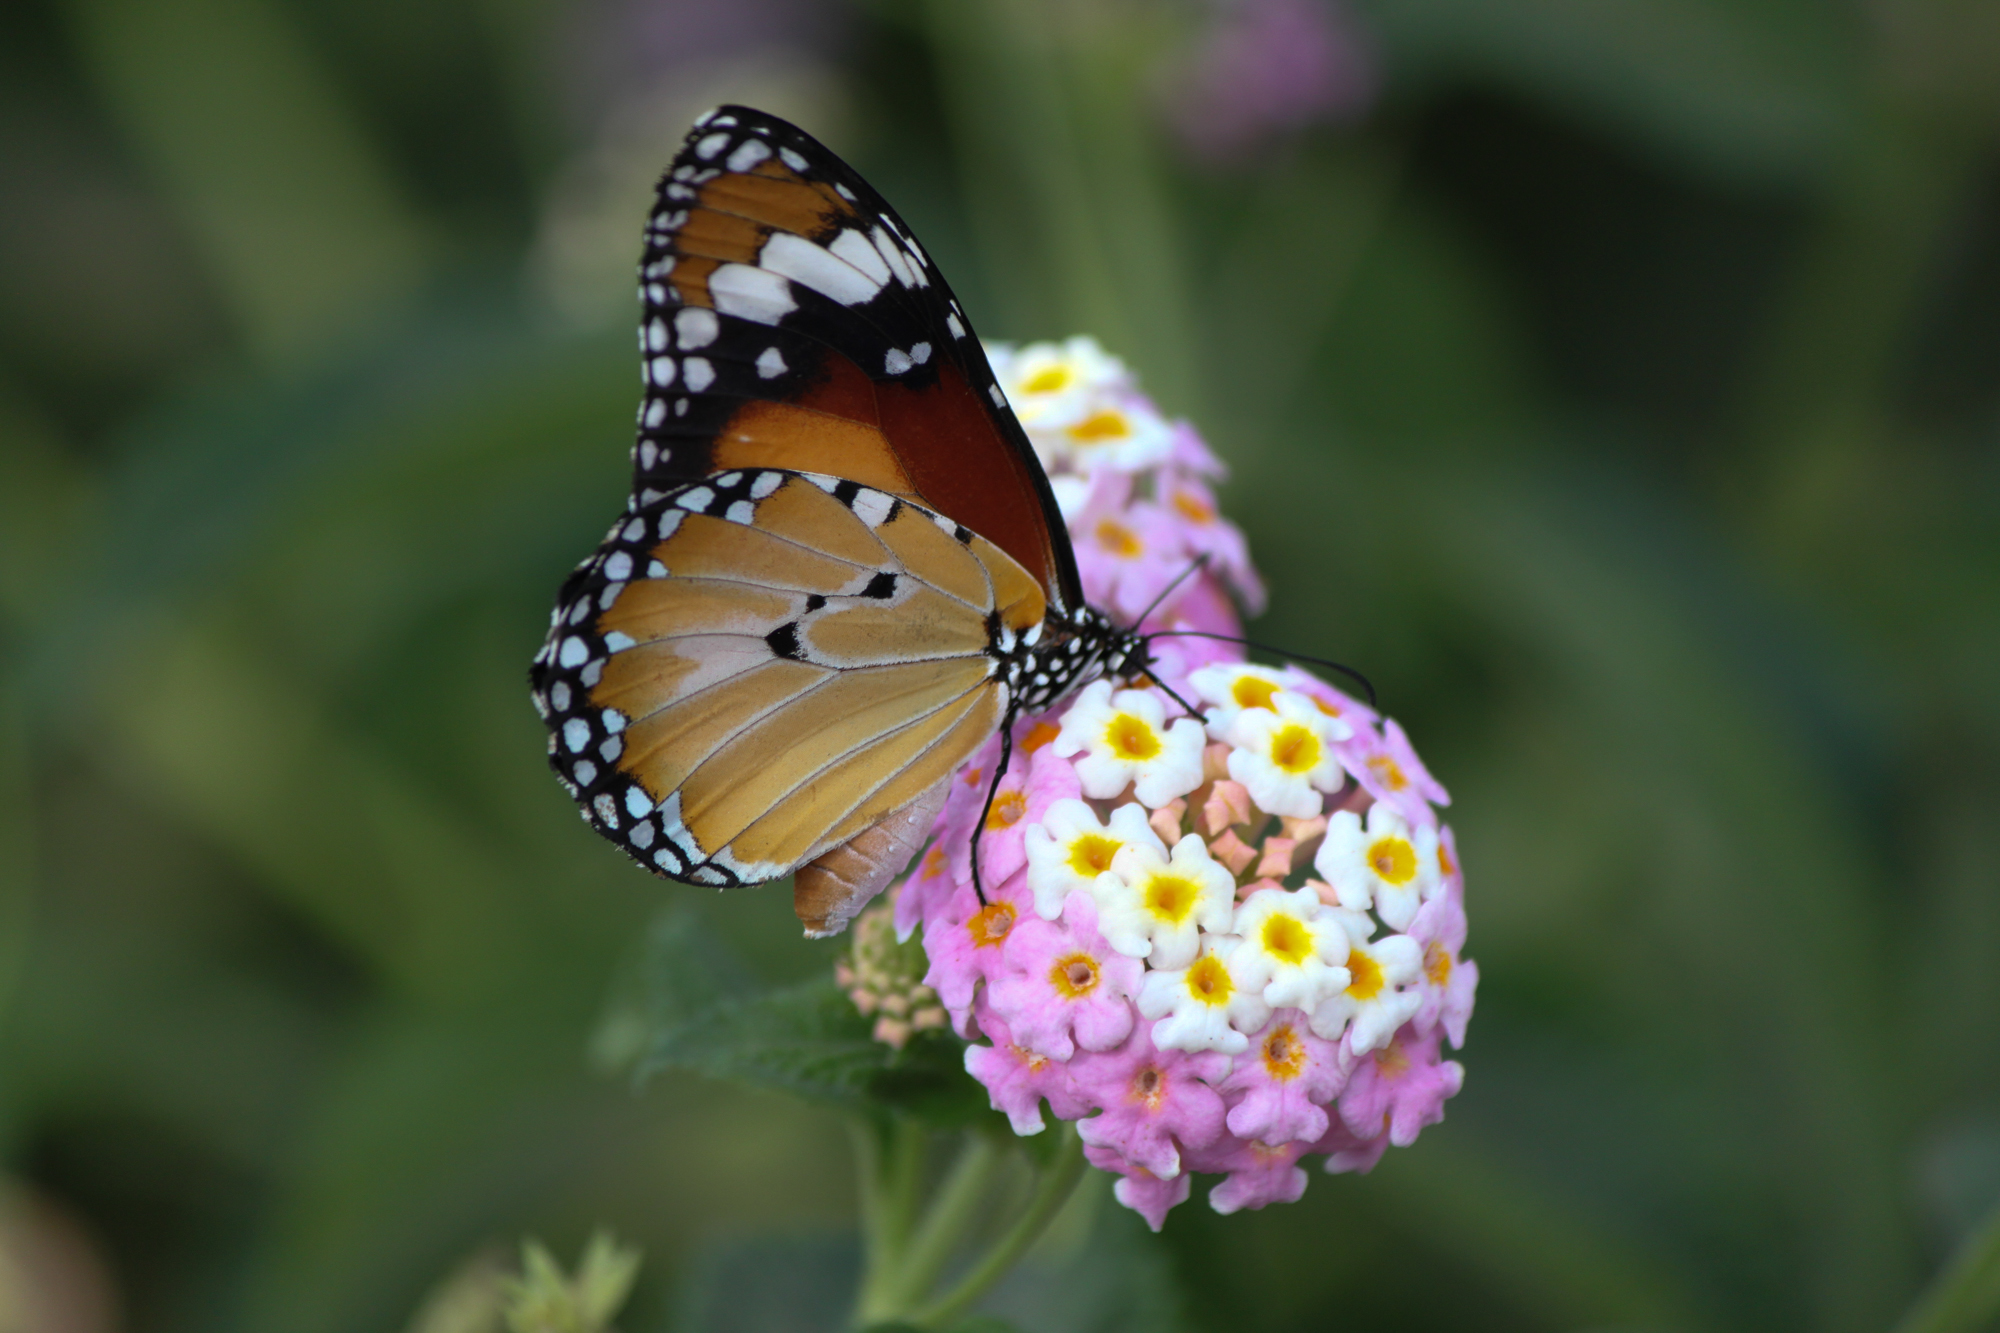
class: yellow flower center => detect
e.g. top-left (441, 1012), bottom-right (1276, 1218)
top-left (1261, 1023), bottom-right (1307, 1081)
top-left (1069, 409), bottom-right (1131, 442)
top-left (1022, 365), bottom-right (1071, 394)
top-left (1424, 940), bottom-right (1453, 986)
top-left (1367, 754), bottom-right (1409, 791)
top-left (1367, 836), bottom-right (1417, 884)
top-left (1143, 873), bottom-right (1198, 923)
top-left (1104, 712), bottom-right (1161, 761)
top-left (1260, 912), bottom-right (1313, 965)
top-left (1270, 724), bottom-right (1321, 774)
top-left (1172, 489), bottom-right (1215, 524)
top-left (967, 902), bottom-right (1016, 949)
top-left (1094, 518), bottom-right (1143, 558)
top-left (1346, 947), bottom-right (1385, 1000)
top-left (1049, 952), bottom-right (1100, 999)
top-left (1185, 954), bottom-right (1233, 1006)
top-left (986, 787), bottom-right (1027, 830)
top-left (1066, 832), bottom-right (1120, 877)
top-left (1230, 676), bottom-right (1278, 711)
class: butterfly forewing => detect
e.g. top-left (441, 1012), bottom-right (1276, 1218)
top-left (530, 469), bottom-right (1044, 890)
top-left (633, 105), bottom-right (1082, 615)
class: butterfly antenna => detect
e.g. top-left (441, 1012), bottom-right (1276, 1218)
top-left (968, 716), bottom-right (1015, 906)
top-left (1124, 553), bottom-right (1213, 630)
top-left (1143, 671), bottom-right (1206, 724)
top-left (1142, 630), bottom-right (1378, 709)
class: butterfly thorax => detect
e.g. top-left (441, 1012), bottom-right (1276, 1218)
top-left (1000, 604), bottom-right (1148, 713)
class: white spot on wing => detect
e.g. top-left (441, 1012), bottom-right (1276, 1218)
top-left (946, 312), bottom-right (965, 339)
top-left (725, 500), bottom-right (756, 523)
top-left (674, 306), bottom-right (718, 349)
top-left (646, 318), bottom-right (667, 351)
top-left (656, 511), bottom-right (683, 539)
top-left (563, 718), bottom-right (590, 751)
top-left (911, 341), bottom-right (931, 364)
top-left (755, 346), bottom-right (786, 378)
top-left (870, 227), bottom-right (916, 287)
top-left (990, 384), bottom-right (1007, 408)
top-left (558, 637), bottom-right (587, 667)
top-left (710, 263), bottom-right (796, 324)
top-left (850, 489), bottom-right (894, 527)
top-left (683, 357), bottom-right (715, 392)
top-left (727, 139), bottom-right (772, 172)
top-left (694, 131), bottom-right (730, 159)
top-left (761, 232), bottom-right (884, 307)
top-left (830, 229), bottom-right (893, 285)
top-left (677, 486), bottom-right (715, 512)
top-left (884, 348), bottom-right (912, 375)
top-left (750, 471), bottom-right (783, 499)
top-left (604, 551), bottom-right (633, 580)
top-left (649, 356), bottom-right (676, 387)
top-left (603, 630), bottom-right (637, 651)
top-left (779, 147), bottom-right (809, 172)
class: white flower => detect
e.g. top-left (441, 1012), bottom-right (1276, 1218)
top-left (1188, 662), bottom-right (1288, 739)
top-left (1312, 805), bottom-right (1440, 930)
top-left (1095, 833), bottom-right (1236, 968)
top-left (1053, 681), bottom-right (1205, 807)
top-left (1050, 394), bottom-right (1176, 472)
top-left (1024, 799), bottom-right (1165, 921)
top-left (1230, 886), bottom-right (1351, 1012)
top-left (1223, 691), bottom-right (1351, 818)
top-left (1308, 910), bottom-right (1422, 1054)
top-left (1138, 938), bottom-right (1270, 1054)
top-left (989, 336), bottom-right (1130, 431)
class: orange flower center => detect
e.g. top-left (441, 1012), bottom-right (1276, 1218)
top-left (922, 846), bottom-right (947, 879)
top-left (1366, 754), bottom-right (1410, 791)
top-left (1094, 518), bottom-right (1143, 558)
top-left (1131, 1064), bottom-right (1166, 1108)
top-left (1049, 952), bottom-right (1100, 999)
top-left (1069, 409), bottom-right (1131, 442)
top-left (1261, 1024), bottom-right (1307, 1081)
top-left (967, 902), bottom-right (1016, 948)
top-left (1424, 940), bottom-right (1453, 986)
top-left (986, 788), bottom-right (1027, 830)
top-left (1185, 954), bottom-right (1233, 1006)
top-left (1172, 490), bottom-right (1215, 524)
top-left (1066, 832), bottom-right (1120, 877)
top-left (1270, 724), bottom-right (1321, 774)
top-left (1105, 713), bottom-right (1160, 761)
top-left (1230, 676), bottom-right (1278, 710)
top-left (1021, 721), bottom-right (1060, 754)
top-left (1143, 874), bottom-right (1198, 923)
top-left (1346, 948), bottom-right (1385, 1000)
top-left (1367, 836), bottom-right (1417, 885)
top-left (1375, 1037), bottom-right (1410, 1077)
top-left (1260, 913), bottom-right (1312, 965)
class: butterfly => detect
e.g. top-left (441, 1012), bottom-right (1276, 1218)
top-left (529, 106), bottom-right (1150, 937)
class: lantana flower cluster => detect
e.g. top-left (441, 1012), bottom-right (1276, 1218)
top-left (862, 342), bottom-right (1477, 1229)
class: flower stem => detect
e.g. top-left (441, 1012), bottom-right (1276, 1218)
top-left (851, 1116), bottom-right (928, 1324)
top-left (907, 1123), bottom-right (1087, 1330)
top-left (883, 1133), bottom-right (1006, 1314)
top-left (1892, 1198), bottom-right (2000, 1333)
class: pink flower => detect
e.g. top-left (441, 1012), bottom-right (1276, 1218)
top-left (1218, 1010), bottom-right (1351, 1145)
top-left (1336, 1023), bottom-right (1464, 1147)
top-left (963, 997), bottom-right (1091, 1135)
top-left (1310, 1117), bottom-right (1390, 1175)
top-left (1345, 717), bottom-right (1450, 828)
top-left (1169, 420), bottom-right (1225, 478)
top-left (1070, 1026), bottom-right (1230, 1180)
top-left (951, 738), bottom-right (1081, 887)
top-left (921, 872), bottom-right (1031, 1025)
top-left (893, 841), bottom-right (957, 943)
top-left (1279, 664), bottom-right (1379, 733)
top-left (1405, 890), bottom-right (1478, 1048)
top-left (986, 890), bottom-right (1143, 1060)
top-left (1074, 499), bottom-right (1194, 624)
top-left (1184, 1136), bottom-right (1311, 1215)
top-left (1438, 821), bottom-right (1465, 900)
top-left (1165, 0), bottom-right (1376, 163)
top-left (1084, 1143), bottom-right (1192, 1232)
top-left (1158, 476), bottom-right (1264, 615)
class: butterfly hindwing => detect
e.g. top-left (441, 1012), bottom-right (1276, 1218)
top-left (632, 106), bottom-right (1083, 615)
top-left (530, 469), bottom-right (1045, 890)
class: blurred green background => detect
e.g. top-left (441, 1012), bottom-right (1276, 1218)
top-left (2, 0), bottom-right (1998, 1329)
